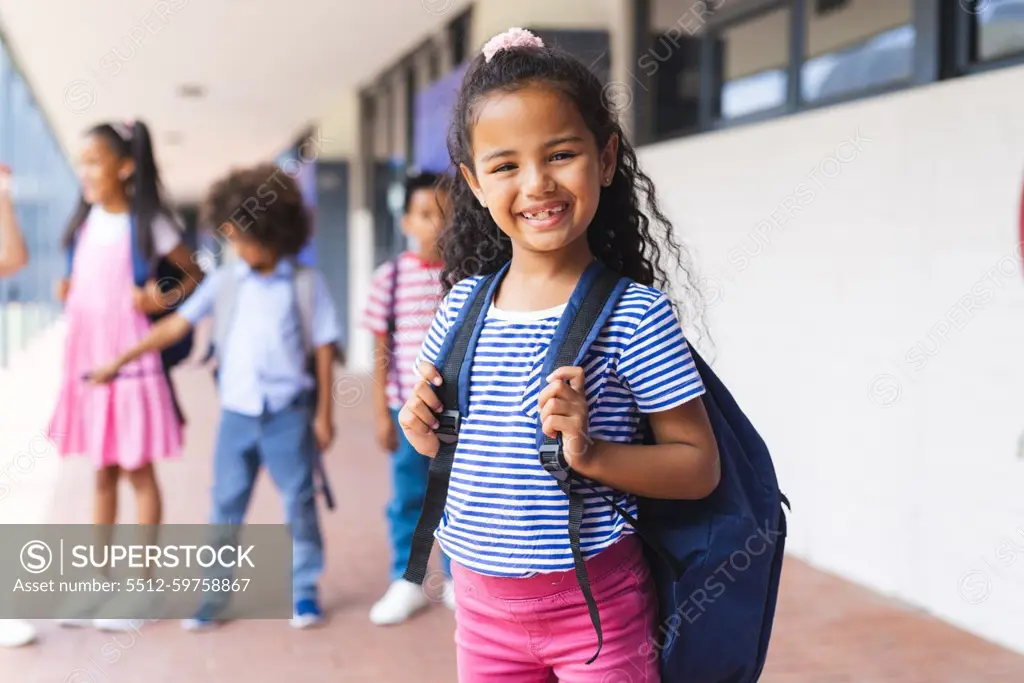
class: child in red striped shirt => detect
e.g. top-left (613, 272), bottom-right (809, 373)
top-left (362, 170), bottom-right (452, 625)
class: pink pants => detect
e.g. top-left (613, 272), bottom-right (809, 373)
top-left (451, 535), bottom-right (661, 682)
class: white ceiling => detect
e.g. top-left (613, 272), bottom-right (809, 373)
top-left (0, 0), bottom-right (469, 202)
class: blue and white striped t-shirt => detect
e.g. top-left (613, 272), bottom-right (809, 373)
top-left (415, 275), bottom-right (706, 578)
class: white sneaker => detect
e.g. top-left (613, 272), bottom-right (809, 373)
top-left (442, 579), bottom-right (456, 611)
top-left (57, 588), bottom-right (111, 628)
top-left (92, 591), bottom-right (162, 632)
top-left (369, 580), bottom-right (429, 626)
top-left (93, 616), bottom-right (155, 633)
top-left (181, 617), bottom-right (221, 633)
top-left (0, 620), bottom-right (36, 647)
top-left (181, 597), bottom-right (231, 632)
top-left (289, 612), bottom-right (323, 629)
top-left (289, 598), bottom-right (323, 629)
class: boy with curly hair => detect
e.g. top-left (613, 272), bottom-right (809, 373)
top-left (88, 163), bottom-right (340, 630)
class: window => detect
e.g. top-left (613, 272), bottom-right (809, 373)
top-left (645, 0), bottom-right (707, 137)
top-left (972, 0), bottom-right (1024, 63)
top-left (802, 0), bottom-right (915, 103)
top-left (634, 0), bottom-right (1024, 145)
top-left (529, 29), bottom-right (613, 85)
top-left (645, 0), bottom-right (790, 132)
top-left (649, 37), bottom-right (702, 138)
top-left (448, 11), bottom-right (471, 66)
top-left (428, 47), bottom-right (440, 81)
top-left (367, 88), bottom-right (401, 266)
top-left (716, 6), bottom-right (792, 119)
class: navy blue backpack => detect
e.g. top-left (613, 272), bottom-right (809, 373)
top-left (405, 260), bottom-right (789, 682)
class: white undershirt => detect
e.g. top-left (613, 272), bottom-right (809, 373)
top-left (81, 205), bottom-right (181, 256)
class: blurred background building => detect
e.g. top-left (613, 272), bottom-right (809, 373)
top-left (0, 0), bottom-right (1022, 678)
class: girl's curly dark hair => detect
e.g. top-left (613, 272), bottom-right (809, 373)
top-left (201, 163), bottom-right (310, 256)
top-left (440, 39), bottom-right (707, 341)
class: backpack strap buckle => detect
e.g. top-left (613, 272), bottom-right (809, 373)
top-left (539, 441), bottom-right (570, 481)
top-left (435, 409), bottom-right (462, 445)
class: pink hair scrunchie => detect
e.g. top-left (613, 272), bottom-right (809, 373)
top-left (112, 119), bottom-right (135, 142)
top-left (482, 27), bottom-right (544, 62)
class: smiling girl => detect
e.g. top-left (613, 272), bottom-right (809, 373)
top-left (397, 28), bottom-right (720, 682)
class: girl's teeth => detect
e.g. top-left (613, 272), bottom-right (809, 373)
top-left (526, 206), bottom-right (565, 220)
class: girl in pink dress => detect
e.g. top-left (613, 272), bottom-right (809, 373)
top-left (47, 120), bottom-right (204, 630)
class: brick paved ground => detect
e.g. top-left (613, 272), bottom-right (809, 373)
top-left (2, 364), bottom-right (1023, 682)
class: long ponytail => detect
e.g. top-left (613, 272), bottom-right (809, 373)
top-left (129, 120), bottom-right (175, 261)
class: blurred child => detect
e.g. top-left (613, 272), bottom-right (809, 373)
top-left (47, 120), bottom-right (203, 633)
top-left (362, 170), bottom-right (454, 625)
top-left (0, 163), bottom-right (34, 649)
top-left (88, 162), bottom-right (340, 631)
top-left (0, 164), bottom-right (28, 276)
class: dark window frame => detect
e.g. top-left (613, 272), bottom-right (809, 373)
top-left (953, 0), bottom-right (1024, 75)
top-left (635, 0), bottom-right (1022, 146)
top-left (704, 0), bottom-right (794, 126)
top-left (404, 61), bottom-right (416, 165)
top-left (448, 8), bottom-right (472, 66)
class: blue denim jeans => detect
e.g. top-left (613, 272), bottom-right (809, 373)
top-left (209, 392), bottom-right (323, 603)
top-left (388, 409), bottom-right (451, 581)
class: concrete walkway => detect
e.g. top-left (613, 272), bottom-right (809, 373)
top-left (1, 360), bottom-right (1023, 682)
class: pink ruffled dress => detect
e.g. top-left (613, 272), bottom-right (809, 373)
top-left (48, 216), bottom-right (183, 470)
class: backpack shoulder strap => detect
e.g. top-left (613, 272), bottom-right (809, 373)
top-left (294, 264), bottom-right (316, 355)
top-left (386, 256), bottom-right (400, 338)
top-left (384, 257), bottom-right (402, 401)
top-left (212, 264), bottom-right (241, 357)
top-left (531, 260), bottom-right (630, 665)
top-left (402, 267), bottom-right (503, 586)
top-left (538, 261), bottom-right (630, 471)
top-left (128, 214), bottom-right (151, 287)
top-left (66, 216), bottom-right (88, 278)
